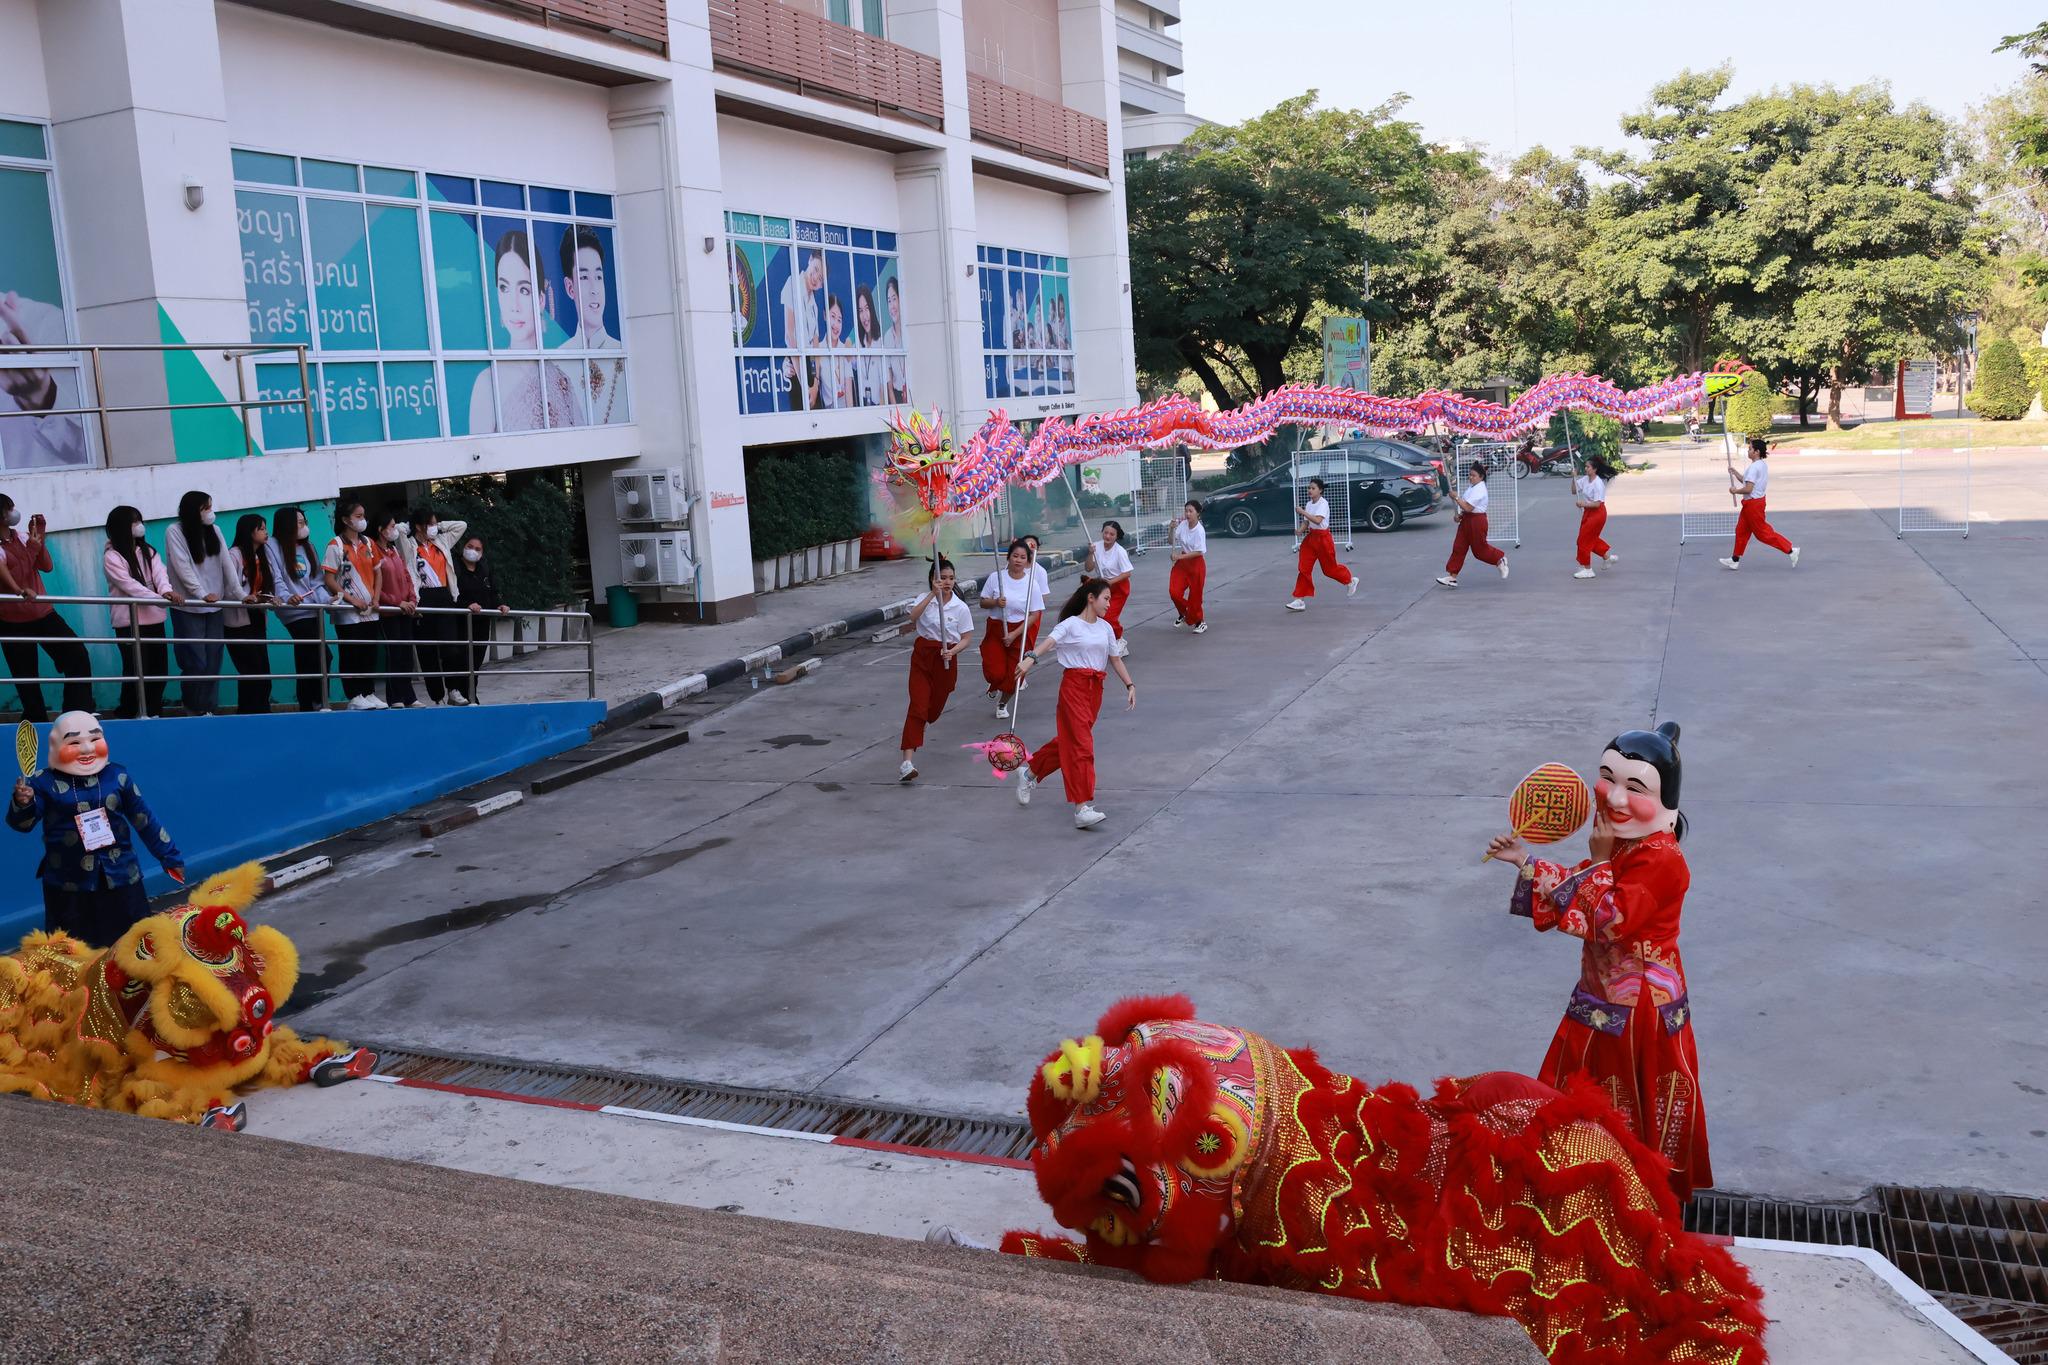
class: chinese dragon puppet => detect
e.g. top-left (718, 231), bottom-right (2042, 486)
top-left (1002, 995), bottom-right (1766, 1365)
top-left (0, 862), bottom-right (375, 1130)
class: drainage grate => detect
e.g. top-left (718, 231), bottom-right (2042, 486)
top-left (1685, 1191), bottom-right (1896, 1261)
top-left (369, 1046), bottom-right (1038, 1160)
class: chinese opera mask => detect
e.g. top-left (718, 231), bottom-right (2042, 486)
top-left (1597, 721), bottom-right (1683, 840)
top-left (48, 711), bottom-right (109, 778)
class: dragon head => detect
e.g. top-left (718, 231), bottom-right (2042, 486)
top-left (1701, 360), bottom-right (1758, 401)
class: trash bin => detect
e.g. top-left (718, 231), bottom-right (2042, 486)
top-left (605, 584), bottom-right (639, 628)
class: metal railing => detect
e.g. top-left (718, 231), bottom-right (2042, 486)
top-left (0, 594), bottom-right (595, 709)
top-left (0, 342), bottom-right (317, 465)
top-left (707, 0), bottom-right (945, 125)
top-left (967, 72), bottom-right (1111, 176)
top-left (475, 0), bottom-right (670, 53)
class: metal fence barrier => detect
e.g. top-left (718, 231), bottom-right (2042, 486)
top-left (0, 593), bottom-right (595, 710)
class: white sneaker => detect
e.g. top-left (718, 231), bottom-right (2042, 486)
top-left (1435, 575), bottom-right (1458, 588)
top-left (1191, 622), bottom-right (1207, 634)
top-left (1573, 567), bottom-right (1596, 580)
top-left (365, 694), bottom-right (390, 710)
top-left (1016, 768), bottom-right (1036, 806)
top-left (1603, 552), bottom-right (1619, 567)
top-left (1718, 557), bottom-right (1740, 571)
top-left (1498, 559), bottom-right (1510, 580)
top-left (1074, 804), bottom-right (1107, 830)
top-left (1171, 618), bottom-right (1184, 628)
top-left (1285, 599), bottom-right (1307, 611)
top-left (924, 1225), bottom-right (990, 1251)
top-left (447, 689), bottom-right (469, 706)
top-left (898, 759), bottom-right (917, 783)
top-left (1789, 546), bottom-right (1801, 568)
top-left (995, 702), bottom-right (1009, 719)
top-left (347, 694), bottom-right (377, 712)
top-left (1346, 576), bottom-right (1359, 598)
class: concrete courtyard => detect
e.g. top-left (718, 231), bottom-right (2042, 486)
top-left (274, 444), bottom-right (2048, 1204)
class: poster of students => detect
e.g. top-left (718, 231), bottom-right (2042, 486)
top-left (728, 214), bottom-right (908, 414)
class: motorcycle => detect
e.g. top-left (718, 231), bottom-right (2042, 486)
top-left (1509, 438), bottom-right (1577, 479)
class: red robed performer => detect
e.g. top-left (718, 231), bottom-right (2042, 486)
top-left (1486, 722), bottom-right (1714, 1200)
top-left (897, 559), bottom-right (974, 783)
top-left (977, 540), bottom-right (1042, 718)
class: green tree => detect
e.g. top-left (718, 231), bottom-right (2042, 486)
top-left (1969, 336), bottom-right (2032, 418)
top-left (1723, 373), bottom-right (1776, 440)
top-left (1126, 93), bottom-right (1439, 408)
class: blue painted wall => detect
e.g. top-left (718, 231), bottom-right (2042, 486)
top-left (0, 702), bottom-right (602, 937)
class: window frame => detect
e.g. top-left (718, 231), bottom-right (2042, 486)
top-left (976, 242), bottom-right (1077, 403)
top-left (0, 114), bottom-right (95, 471)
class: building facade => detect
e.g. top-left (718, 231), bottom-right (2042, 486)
top-left (0, 0), bottom-right (1138, 628)
top-left (1112, 0), bottom-right (1200, 160)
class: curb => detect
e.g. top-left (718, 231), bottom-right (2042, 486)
top-left (418, 790), bottom-right (524, 837)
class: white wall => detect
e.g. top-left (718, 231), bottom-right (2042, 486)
top-left (218, 7), bottom-right (616, 189)
top-left (0, 0), bottom-right (50, 121)
top-left (971, 176), bottom-right (1070, 255)
top-left (715, 118), bottom-right (903, 229)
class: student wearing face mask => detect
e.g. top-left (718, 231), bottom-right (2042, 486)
top-left (163, 490), bottom-right (234, 716)
top-left (0, 495), bottom-right (96, 723)
top-left (101, 505), bottom-right (179, 720)
top-left (401, 506), bottom-right (469, 706)
top-left (372, 509), bottom-right (422, 708)
top-left (222, 514), bottom-right (276, 715)
top-left (266, 505), bottom-right (331, 713)
top-left (322, 500), bottom-right (385, 710)
top-left (452, 534), bottom-right (511, 703)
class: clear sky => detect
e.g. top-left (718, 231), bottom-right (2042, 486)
top-left (1178, 1), bottom-right (2042, 160)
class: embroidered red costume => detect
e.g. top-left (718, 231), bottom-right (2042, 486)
top-left (1002, 996), bottom-right (1766, 1365)
top-left (1515, 831), bottom-right (1712, 1200)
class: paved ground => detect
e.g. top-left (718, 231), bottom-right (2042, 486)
top-left (275, 446), bottom-right (2048, 1204)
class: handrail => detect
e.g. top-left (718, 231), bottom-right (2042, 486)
top-left (0, 594), bottom-right (596, 704)
top-left (0, 342), bottom-right (317, 462)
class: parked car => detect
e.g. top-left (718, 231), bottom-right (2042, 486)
top-left (1202, 444), bottom-right (1444, 538)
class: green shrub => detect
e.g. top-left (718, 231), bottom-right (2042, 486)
top-left (1970, 337), bottom-right (2032, 420)
top-left (1723, 375), bottom-right (1776, 440)
top-left (744, 448), bottom-right (866, 558)
top-left (431, 474), bottom-right (574, 609)
top-left (1546, 411), bottom-right (1621, 467)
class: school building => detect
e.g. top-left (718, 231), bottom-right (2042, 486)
top-left (0, 0), bottom-right (1139, 629)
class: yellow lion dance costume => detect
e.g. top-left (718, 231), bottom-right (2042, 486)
top-left (0, 862), bottom-right (375, 1130)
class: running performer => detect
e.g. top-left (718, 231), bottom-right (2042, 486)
top-left (1437, 459), bottom-right (1509, 589)
top-left (979, 540), bottom-right (1043, 719)
top-left (1572, 456), bottom-right (1619, 580)
top-left (1286, 477), bottom-right (1357, 610)
top-left (1015, 579), bottom-right (1136, 831)
top-left (1719, 437), bottom-right (1800, 572)
top-left (1167, 500), bottom-right (1207, 634)
top-left (1022, 533), bottom-right (1051, 606)
top-left (1086, 520), bottom-right (1134, 655)
top-left (899, 559), bottom-right (974, 782)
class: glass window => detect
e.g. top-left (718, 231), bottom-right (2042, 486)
top-left (231, 153), bottom-right (632, 447)
top-left (0, 125), bottom-right (89, 471)
top-left (978, 242), bottom-right (1075, 401)
top-left (727, 211), bottom-right (910, 414)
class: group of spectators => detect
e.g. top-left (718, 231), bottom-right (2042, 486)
top-left (0, 489), bottom-right (514, 720)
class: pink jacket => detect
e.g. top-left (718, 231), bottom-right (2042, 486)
top-left (375, 551), bottom-right (418, 611)
top-left (103, 543), bottom-right (174, 628)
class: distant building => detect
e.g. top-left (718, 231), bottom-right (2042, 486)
top-left (1114, 0), bottom-right (1206, 160)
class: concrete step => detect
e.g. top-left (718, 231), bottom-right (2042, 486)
top-left (0, 1099), bottom-right (1540, 1362)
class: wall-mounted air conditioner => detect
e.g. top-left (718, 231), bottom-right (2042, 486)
top-left (617, 531), bottom-right (696, 587)
top-left (612, 468), bottom-right (691, 524)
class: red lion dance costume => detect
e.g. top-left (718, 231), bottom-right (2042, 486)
top-left (1002, 995), bottom-right (1766, 1364)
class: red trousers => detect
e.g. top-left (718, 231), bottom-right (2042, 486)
top-left (1576, 505), bottom-right (1610, 567)
top-left (1733, 498), bottom-right (1792, 557)
top-left (1028, 668), bottom-right (1105, 803)
top-left (1292, 529), bottom-right (1352, 597)
top-left (900, 636), bottom-right (959, 751)
top-left (1103, 579), bottom-right (1130, 639)
top-left (1446, 512), bottom-right (1505, 574)
top-left (979, 614), bottom-right (1039, 696)
top-left (1168, 556), bottom-right (1205, 626)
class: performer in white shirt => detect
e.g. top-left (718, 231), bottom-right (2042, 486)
top-left (1286, 478), bottom-right (1357, 610)
top-left (1573, 457), bottom-right (1619, 580)
top-left (1014, 579), bottom-right (1136, 830)
top-left (1168, 501), bottom-right (1209, 633)
top-left (1437, 460), bottom-right (1509, 588)
top-left (1085, 520), bottom-right (1134, 655)
top-left (1022, 533), bottom-right (1051, 605)
top-left (978, 540), bottom-right (1043, 719)
top-left (1719, 437), bottom-right (1799, 571)
top-left (899, 559), bottom-right (975, 782)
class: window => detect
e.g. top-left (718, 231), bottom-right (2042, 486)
top-left (0, 118), bottom-right (88, 472)
top-left (827, 0), bottom-right (885, 37)
top-left (977, 245), bottom-right (1075, 401)
top-left (727, 212), bottom-right (911, 414)
top-left (233, 150), bottom-right (630, 450)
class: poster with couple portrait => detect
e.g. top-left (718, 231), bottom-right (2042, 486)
top-left (728, 213), bottom-right (910, 416)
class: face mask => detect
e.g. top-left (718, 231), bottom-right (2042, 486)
top-left (200, 509), bottom-right (216, 527)
top-left (462, 548), bottom-right (482, 564)
top-left (426, 523), bottom-right (440, 539)
top-left (131, 522), bottom-right (146, 539)
top-left (350, 517), bottom-right (367, 534)
top-left (3, 509), bottom-right (18, 528)
top-left (382, 528), bottom-right (400, 544)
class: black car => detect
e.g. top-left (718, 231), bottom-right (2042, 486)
top-left (1201, 443), bottom-right (1445, 538)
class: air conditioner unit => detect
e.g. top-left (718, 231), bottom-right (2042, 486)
top-left (618, 531), bottom-right (695, 587)
top-left (612, 467), bottom-right (691, 524)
